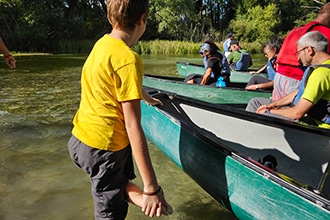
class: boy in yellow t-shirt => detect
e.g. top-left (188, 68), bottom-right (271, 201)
top-left (67, 0), bottom-right (172, 219)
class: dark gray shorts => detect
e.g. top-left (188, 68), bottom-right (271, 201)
top-left (68, 135), bottom-right (136, 220)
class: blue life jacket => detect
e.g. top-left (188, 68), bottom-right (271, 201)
top-left (203, 50), bottom-right (231, 78)
top-left (293, 64), bottom-right (330, 124)
top-left (266, 57), bottom-right (277, 81)
top-left (235, 52), bottom-right (251, 71)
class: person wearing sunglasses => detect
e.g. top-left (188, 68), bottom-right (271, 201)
top-left (272, 3), bottom-right (330, 101)
top-left (246, 36), bottom-right (283, 91)
top-left (249, 31), bottom-right (330, 129)
top-left (184, 40), bottom-right (230, 86)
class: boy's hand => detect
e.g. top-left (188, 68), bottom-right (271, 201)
top-left (145, 97), bottom-right (162, 106)
top-left (142, 188), bottom-right (172, 217)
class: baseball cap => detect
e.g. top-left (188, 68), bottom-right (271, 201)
top-left (227, 33), bottom-right (234, 38)
top-left (230, 39), bottom-right (239, 46)
top-left (199, 43), bottom-right (211, 55)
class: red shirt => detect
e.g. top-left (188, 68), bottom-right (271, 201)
top-left (276, 21), bottom-right (330, 80)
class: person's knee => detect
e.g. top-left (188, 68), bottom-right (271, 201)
top-left (245, 98), bottom-right (260, 112)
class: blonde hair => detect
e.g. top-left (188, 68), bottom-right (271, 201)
top-left (107, 0), bottom-right (149, 30)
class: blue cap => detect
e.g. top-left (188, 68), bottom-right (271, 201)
top-left (227, 33), bottom-right (234, 38)
top-left (199, 43), bottom-right (211, 55)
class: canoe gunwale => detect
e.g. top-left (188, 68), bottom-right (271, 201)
top-left (176, 61), bottom-right (204, 68)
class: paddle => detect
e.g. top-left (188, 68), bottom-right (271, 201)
top-left (315, 160), bottom-right (330, 194)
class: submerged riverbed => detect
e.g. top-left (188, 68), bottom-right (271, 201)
top-left (0, 54), bottom-right (261, 219)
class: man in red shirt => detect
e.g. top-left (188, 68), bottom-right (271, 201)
top-left (273, 3), bottom-right (330, 101)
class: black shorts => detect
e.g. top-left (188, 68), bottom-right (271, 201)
top-left (68, 135), bottom-right (136, 219)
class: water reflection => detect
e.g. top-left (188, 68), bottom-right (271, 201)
top-left (0, 55), bottom-right (236, 219)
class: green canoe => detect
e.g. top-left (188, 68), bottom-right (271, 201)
top-left (176, 61), bottom-right (268, 83)
top-left (143, 74), bottom-right (271, 104)
top-left (141, 89), bottom-right (330, 219)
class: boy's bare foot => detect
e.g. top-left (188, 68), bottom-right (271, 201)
top-left (126, 182), bottom-right (143, 207)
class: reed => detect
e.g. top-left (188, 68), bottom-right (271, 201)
top-left (52, 40), bottom-right (94, 54)
top-left (133, 40), bottom-right (263, 55)
top-left (133, 40), bottom-right (201, 55)
top-left (49, 39), bottom-right (263, 54)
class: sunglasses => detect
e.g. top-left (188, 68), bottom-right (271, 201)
top-left (199, 50), bottom-right (208, 55)
top-left (295, 46), bottom-right (314, 56)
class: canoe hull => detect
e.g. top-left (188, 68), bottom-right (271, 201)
top-left (141, 90), bottom-right (330, 219)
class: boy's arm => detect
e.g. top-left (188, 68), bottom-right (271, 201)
top-left (122, 99), bottom-right (164, 216)
top-left (122, 99), bottom-right (158, 192)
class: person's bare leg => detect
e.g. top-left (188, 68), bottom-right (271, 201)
top-left (186, 79), bottom-right (194, 84)
top-left (126, 182), bottom-right (173, 215)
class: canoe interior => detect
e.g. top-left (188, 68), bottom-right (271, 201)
top-left (144, 88), bottom-right (330, 197)
top-left (144, 74), bottom-right (247, 88)
top-left (143, 74), bottom-right (272, 104)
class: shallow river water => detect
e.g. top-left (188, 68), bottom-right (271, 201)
top-left (0, 54), bottom-right (265, 220)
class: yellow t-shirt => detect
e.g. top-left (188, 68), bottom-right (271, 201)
top-left (72, 35), bottom-right (144, 151)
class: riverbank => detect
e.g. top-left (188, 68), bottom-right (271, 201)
top-left (6, 39), bottom-right (263, 56)
top-left (2, 52), bottom-right (53, 57)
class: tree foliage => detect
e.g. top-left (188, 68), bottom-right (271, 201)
top-left (230, 4), bottom-right (280, 44)
top-left (0, 0), bottom-right (327, 53)
top-left (150, 0), bottom-right (196, 41)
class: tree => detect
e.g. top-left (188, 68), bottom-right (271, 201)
top-left (0, 0), bottom-right (328, 53)
top-left (229, 4), bottom-right (280, 45)
top-left (150, 0), bottom-right (196, 41)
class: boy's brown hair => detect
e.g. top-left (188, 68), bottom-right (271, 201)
top-left (107, 0), bottom-right (149, 30)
